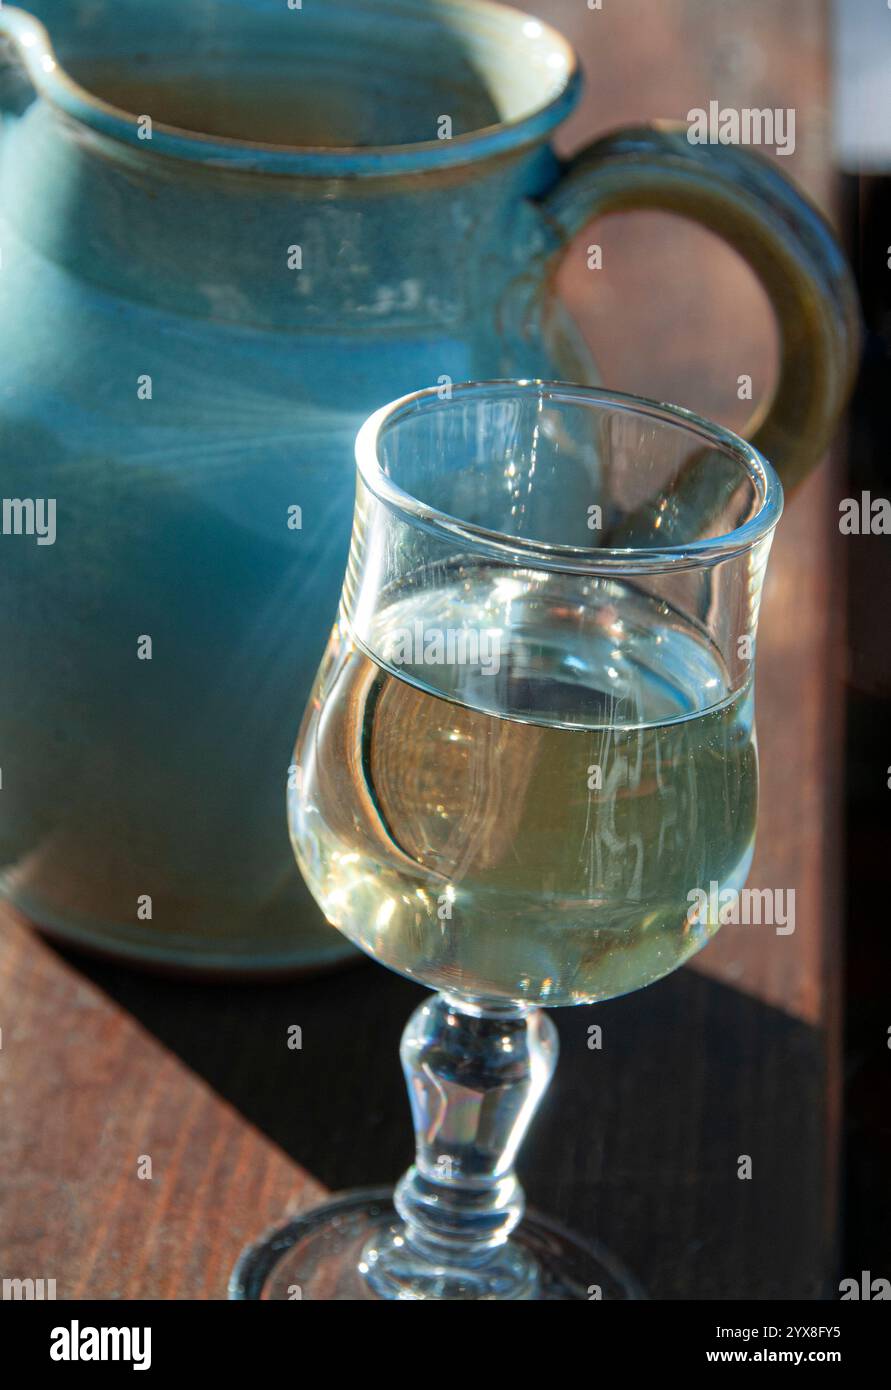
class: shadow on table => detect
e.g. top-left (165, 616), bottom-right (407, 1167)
top-left (56, 940), bottom-right (831, 1299)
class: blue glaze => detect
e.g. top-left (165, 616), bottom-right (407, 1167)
top-left (0, 1), bottom-right (857, 972)
top-left (0, 1), bottom-right (594, 971)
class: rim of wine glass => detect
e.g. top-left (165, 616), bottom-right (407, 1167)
top-left (354, 381), bottom-right (784, 575)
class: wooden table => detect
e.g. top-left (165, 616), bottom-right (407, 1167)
top-left (0, 0), bottom-right (844, 1299)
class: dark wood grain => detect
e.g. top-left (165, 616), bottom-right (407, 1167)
top-left (0, 872), bottom-right (833, 1300)
top-left (0, 0), bottom-right (844, 1300)
top-left (0, 915), bottom-right (325, 1300)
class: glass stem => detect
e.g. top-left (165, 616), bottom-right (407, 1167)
top-left (362, 991), bottom-right (558, 1299)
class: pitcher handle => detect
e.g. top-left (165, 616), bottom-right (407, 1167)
top-left (538, 123), bottom-right (861, 490)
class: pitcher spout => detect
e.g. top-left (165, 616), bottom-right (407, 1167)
top-left (0, 2), bottom-right (578, 329)
top-left (0, 1), bottom-right (579, 176)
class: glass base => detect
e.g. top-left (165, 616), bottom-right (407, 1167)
top-left (229, 1188), bottom-right (644, 1301)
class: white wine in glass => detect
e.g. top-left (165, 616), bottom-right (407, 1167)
top-left (293, 572), bottom-right (758, 1006)
top-left (232, 382), bottom-right (782, 1301)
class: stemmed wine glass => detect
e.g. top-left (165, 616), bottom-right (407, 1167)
top-left (230, 381), bottom-right (782, 1300)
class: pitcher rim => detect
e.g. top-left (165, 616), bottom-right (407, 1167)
top-left (355, 381), bottom-right (784, 575)
top-left (0, 1), bottom-right (581, 175)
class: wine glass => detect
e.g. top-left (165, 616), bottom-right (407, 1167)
top-left (230, 381), bottom-right (782, 1300)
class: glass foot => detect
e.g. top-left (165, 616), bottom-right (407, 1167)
top-left (229, 1188), bottom-right (644, 1301)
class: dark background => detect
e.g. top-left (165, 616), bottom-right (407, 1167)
top-left (840, 171), bottom-right (891, 1284)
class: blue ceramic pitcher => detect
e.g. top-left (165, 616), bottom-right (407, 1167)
top-left (0, 0), bottom-right (858, 973)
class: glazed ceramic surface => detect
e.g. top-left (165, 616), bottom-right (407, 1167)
top-left (0, 1), bottom-right (858, 971)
